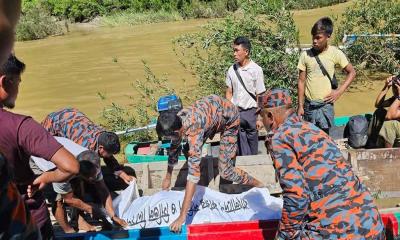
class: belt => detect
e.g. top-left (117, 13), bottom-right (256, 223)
top-left (238, 107), bottom-right (257, 112)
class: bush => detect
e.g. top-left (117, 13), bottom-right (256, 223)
top-left (335, 0), bottom-right (400, 74)
top-left (174, 1), bottom-right (300, 99)
top-left (16, 5), bottom-right (64, 41)
top-left (24, 0), bottom-right (240, 23)
top-left (100, 10), bottom-right (183, 27)
top-left (286, 0), bottom-right (347, 10)
top-left (179, 0), bottom-right (236, 19)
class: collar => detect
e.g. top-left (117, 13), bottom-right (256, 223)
top-left (237, 60), bottom-right (253, 71)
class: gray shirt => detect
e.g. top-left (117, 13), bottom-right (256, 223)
top-left (226, 60), bottom-right (266, 109)
top-left (31, 137), bottom-right (103, 195)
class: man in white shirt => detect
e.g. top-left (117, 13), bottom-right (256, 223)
top-left (226, 36), bottom-right (266, 155)
top-left (31, 137), bottom-right (127, 233)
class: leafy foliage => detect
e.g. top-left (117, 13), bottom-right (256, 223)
top-left (99, 61), bottom-right (192, 143)
top-left (174, 1), bottom-right (300, 99)
top-left (23, 0), bottom-right (239, 22)
top-left (286, 0), bottom-right (347, 10)
top-left (16, 4), bottom-right (64, 41)
top-left (335, 0), bottom-right (400, 74)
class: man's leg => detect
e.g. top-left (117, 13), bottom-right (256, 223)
top-left (245, 108), bottom-right (259, 155)
top-left (218, 121), bottom-right (263, 187)
top-left (53, 199), bottom-right (75, 233)
top-left (379, 120), bottom-right (400, 148)
top-left (238, 110), bottom-right (251, 156)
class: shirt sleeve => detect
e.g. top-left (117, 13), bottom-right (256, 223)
top-left (336, 48), bottom-right (350, 69)
top-left (271, 136), bottom-right (309, 240)
top-left (226, 68), bottom-right (233, 89)
top-left (297, 51), bottom-right (307, 72)
top-left (186, 126), bottom-right (204, 184)
top-left (18, 118), bottom-right (62, 161)
top-left (255, 67), bottom-right (266, 94)
top-left (103, 155), bottom-right (123, 172)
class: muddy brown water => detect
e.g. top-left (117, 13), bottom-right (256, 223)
top-left (12, 3), bottom-right (388, 123)
top-left (13, 20), bottom-right (207, 122)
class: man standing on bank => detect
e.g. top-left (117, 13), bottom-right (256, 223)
top-left (226, 36), bottom-right (266, 155)
top-left (297, 17), bottom-right (355, 134)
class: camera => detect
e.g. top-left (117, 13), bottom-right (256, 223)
top-left (392, 75), bottom-right (400, 85)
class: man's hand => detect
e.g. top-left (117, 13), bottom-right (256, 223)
top-left (324, 89), bottom-right (343, 103)
top-left (169, 215), bottom-right (186, 233)
top-left (112, 216), bottom-right (128, 227)
top-left (297, 106), bottom-right (304, 116)
top-left (256, 120), bottom-right (264, 130)
top-left (162, 176), bottom-right (171, 190)
top-left (386, 75), bottom-right (395, 88)
top-left (119, 171), bottom-right (135, 184)
top-left (395, 82), bottom-right (400, 96)
top-left (28, 174), bottom-right (49, 198)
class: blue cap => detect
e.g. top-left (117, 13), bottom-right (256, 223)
top-left (157, 95), bottom-right (182, 112)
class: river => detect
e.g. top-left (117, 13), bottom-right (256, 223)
top-left (13, 2), bottom-right (388, 123)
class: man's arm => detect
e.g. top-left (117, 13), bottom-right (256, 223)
top-left (162, 135), bottom-right (182, 190)
top-left (103, 155), bottom-right (134, 184)
top-left (62, 192), bottom-right (94, 214)
top-left (34, 147), bottom-right (80, 185)
top-left (226, 87), bottom-right (233, 101)
top-left (169, 180), bottom-right (196, 232)
top-left (297, 70), bottom-right (306, 116)
top-left (29, 147), bottom-right (80, 197)
top-left (170, 129), bottom-right (204, 232)
top-left (95, 180), bottom-right (127, 227)
top-left (271, 138), bottom-right (308, 239)
top-left (324, 63), bottom-right (356, 103)
top-left (103, 155), bottom-right (123, 172)
top-left (386, 83), bottom-right (400, 120)
top-left (375, 76), bottom-right (394, 108)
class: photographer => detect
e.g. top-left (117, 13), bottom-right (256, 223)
top-left (373, 75), bottom-right (400, 148)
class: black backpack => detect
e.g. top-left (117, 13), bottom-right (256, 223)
top-left (344, 115), bottom-right (369, 149)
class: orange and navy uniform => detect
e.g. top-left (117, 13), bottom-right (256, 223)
top-left (267, 113), bottom-right (384, 239)
top-left (41, 108), bottom-right (122, 172)
top-left (168, 95), bottom-right (255, 184)
top-left (0, 154), bottom-right (40, 240)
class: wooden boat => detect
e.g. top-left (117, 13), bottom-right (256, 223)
top-left (55, 114), bottom-right (400, 239)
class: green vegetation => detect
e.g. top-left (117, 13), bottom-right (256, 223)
top-left (335, 0), bottom-right (400, 74)
top-left (23, 0), bottom-right (239, 22)
top-left (174, 1), bottom-right (300, 99)
top-left (100, 10), bottom-right (183, 27)
top-left (287, 0), bottom-right (347, 10)
top-left (16, 4), bottom-right (64, 41)
top-left (99, 61), bottom-right (193, 143)
top-left (18, 0), bottom-right (349, 41)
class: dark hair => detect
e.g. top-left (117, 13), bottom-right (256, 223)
top-left (79, 161), bottom-right (96, 179)
top-left (98, 132), bottom-right (120, 154)
top-left (156, 110), bottom-right (182, 138)
top-left (76, 150), bottom-right (100, 166)
top-left (0, 54), bottom-right (25, 78)
top-left (311, 17), bottom-right (333, 36)
top-left (233, 36), bottom-right (251, 53)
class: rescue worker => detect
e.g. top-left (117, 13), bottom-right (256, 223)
top-left (258, 88), bottom-right (384, 239)
top-left (156, 94), bottom-right (264, 232)
top-left (42, 108), bottom-right (135, 189)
